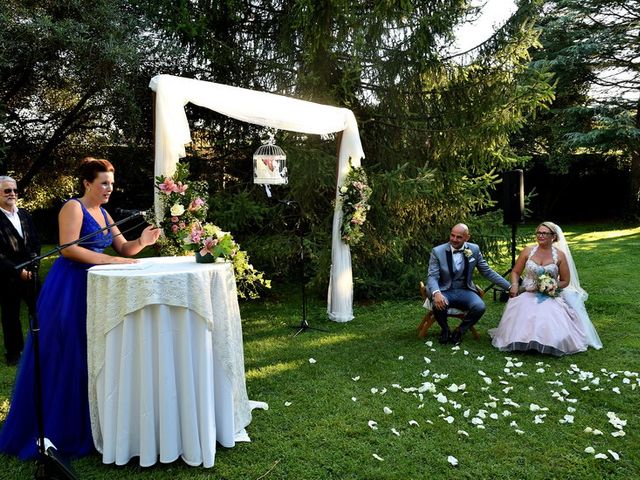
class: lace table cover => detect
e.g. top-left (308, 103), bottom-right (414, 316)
top-left (86, 256), bottom-right (252, 465)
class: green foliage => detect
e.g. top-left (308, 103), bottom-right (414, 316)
top-left (0, 0), bottom-right (160, 195)
top-left (517, 0), bottom-right (640, 212)
top-left (1, 0), bottom-right (558, 297)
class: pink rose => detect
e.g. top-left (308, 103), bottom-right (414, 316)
top-left (171, 224), bottom-right (179, 233)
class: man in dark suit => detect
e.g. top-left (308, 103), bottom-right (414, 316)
top-left (427, 223), bottom-right (509, 345)
top-left (0, 176), bottom-right (41, 365)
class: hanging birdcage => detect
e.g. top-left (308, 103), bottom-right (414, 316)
top-left (253, 143), bottom-right (288, 185)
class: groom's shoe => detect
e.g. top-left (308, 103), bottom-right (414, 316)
top-left (438, 329), bottom-right (450, 345)
top-left (450, 330), bottom-right (462, 346)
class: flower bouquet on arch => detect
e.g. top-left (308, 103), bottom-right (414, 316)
top-left (338, 159), bottom-right (372, 246)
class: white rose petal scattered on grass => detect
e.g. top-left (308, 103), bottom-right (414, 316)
top-left (447, 455), bottom-right (458, 466)
top-left (368, 420), bottom-right (378, 430)
top-left (457, 430), bottom-right (469, 437)
top-left (515, 429), bottom-right (525, 435)
top-left (409, 420), bottom-right (419, 427)
top-left (284, 401), bottom-right (292, 407)
top-left (483, 377), bottom-right (492, 385)
top-left (584, 427), bottom-right (593, 433)
top-left (612, 387), bottom-right (621, 394)
top-left (584, 446), bottom-right (595, 454)
top-left (559, 414), bottom-right (574, 424)
top-left (451, 345), bottom-right (461, 351)
top-left (424, 357), bottom-right (432, 364)
top-left (383, 407), bottom-right (393, 415)
top-left (593, 429), bottom-right (603, 436)
top-left (372, 454), bottom-right (384, 461)
top-left (478, 370), bottom-right (486, 377)
top-left (391, 428), bottom-right (400, 436)
top-left (352, 376), bottom-right (360, 381)
top-left (435, 393), bottom-right (448, 403)
top-left (351, 397), bottom-right (357, 402)
top-left (371, 388), bottom-right (379, 394)
top-left (607, 450), bottom-right (620, 461)
top-left (308, 358), bottom-right (316, 364)
top-left (398, 356), bottom-right (404, 360)
top-left (611, 430), bottom-right (626, 437)
top-left (476, 356), bottom-right (485, 361)
top-left (594, 453), bottom-right (608, 460)
top-left (425, 341), bottom-right (433, 347)
top-left (444, 416), bottom-right (455, 424)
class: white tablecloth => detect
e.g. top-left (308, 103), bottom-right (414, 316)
top-left (86, 256), bottom-right (256, 467)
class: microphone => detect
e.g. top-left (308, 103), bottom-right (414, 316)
top-left (114, 208), bottom-right (151, 220)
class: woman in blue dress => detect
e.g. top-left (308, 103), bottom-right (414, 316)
top-left (0, 157), bottom-right (160, 459)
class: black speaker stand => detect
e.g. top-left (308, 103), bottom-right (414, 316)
top-left (486, 223), bottom-right (519, 301)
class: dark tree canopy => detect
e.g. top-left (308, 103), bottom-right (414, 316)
top-left (1, 0), bottom-right (557, 297)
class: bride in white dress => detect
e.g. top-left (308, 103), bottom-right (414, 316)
top-left (489, 222), bottom-right (602, 356)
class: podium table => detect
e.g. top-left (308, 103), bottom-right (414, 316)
top-left (86, 256), bottom-right (254, 467)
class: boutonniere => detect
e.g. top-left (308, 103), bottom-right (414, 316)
top-left (463, 248), bottom-right (473, 258)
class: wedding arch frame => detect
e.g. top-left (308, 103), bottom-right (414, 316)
top-left (149, 75), bottom-right (365, 322)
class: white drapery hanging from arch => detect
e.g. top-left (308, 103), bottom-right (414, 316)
top-left (149, 75), bottom-right (364, 322)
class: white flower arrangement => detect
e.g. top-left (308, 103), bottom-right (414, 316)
top-left (537, 272), bottom-right (560, 297)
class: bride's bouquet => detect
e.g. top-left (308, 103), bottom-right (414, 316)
top-left (537, 272), bottom-right (560, 298)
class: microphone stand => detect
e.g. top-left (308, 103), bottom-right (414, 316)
top-left (13, 210), bottom-right (149, 480)
top-left (279, 201), bottom-right (326, 336)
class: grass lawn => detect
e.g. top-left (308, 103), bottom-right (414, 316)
top-left (1, 223), bottom-right (639, 479)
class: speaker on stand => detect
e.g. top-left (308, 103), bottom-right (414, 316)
top-left (487, 169), bottom-right (525, 301)
top-left (503, 169), bottom-right (524, 268)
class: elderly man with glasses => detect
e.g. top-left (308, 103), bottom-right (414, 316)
top-left (0, 176), bottom-right (41, 366)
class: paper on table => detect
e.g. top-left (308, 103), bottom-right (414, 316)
top-left (90, 261), bottom-right (153, 271)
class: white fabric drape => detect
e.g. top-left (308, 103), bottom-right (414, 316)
top-left (149, 74), bottom-right (364, 322)
top-left (546, 223), bottom-right (603, 349)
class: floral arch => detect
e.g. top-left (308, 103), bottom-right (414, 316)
top-left (149, 75), bottom-right (365, 322)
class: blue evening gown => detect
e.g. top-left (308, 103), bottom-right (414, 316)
top-left (0, 199), bottom-right (113, 459)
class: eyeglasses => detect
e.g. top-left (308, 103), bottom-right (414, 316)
top-left (3, 188), bottom-right (18, 194)
top-left (535, 231), bottom-right (553, 237)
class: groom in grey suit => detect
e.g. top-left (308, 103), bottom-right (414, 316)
top-left (427, 223), bottom-right (509, 345)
